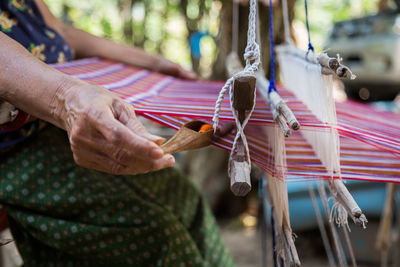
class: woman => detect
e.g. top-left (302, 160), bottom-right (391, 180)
top-left (0, 0), bottom-right (234, 266)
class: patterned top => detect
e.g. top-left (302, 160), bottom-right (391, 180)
top-left (0, 0), bottom-right (73, 150)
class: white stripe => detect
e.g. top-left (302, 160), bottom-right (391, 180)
top-left (72, 64), bottom-right (125, 79)
top-left (103, 70), bottom-right (150, 90)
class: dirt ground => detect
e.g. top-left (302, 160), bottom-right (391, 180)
top-left (221, 226), bottom-right (328, 267)
top-left (220, 222), bottom-right (382, 267)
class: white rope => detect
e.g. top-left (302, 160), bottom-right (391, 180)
top-left (212, 0), bottom-right (260, 131)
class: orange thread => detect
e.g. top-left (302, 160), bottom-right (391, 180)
top-left (199, 124), bottom-right (213, 133)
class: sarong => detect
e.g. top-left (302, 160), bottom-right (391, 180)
top-left (0, 126), bottom-right (234, 266)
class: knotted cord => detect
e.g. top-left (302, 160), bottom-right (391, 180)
top-left (213, 0), bottom-right (260, 181)
top-left (212, 0), bottom-right (260, 131)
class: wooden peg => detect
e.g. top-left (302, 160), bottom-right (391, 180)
top-left (232, 74), bottom-right (256, 123)
top-left (227, 73), bottom-right (256, 196)
top-left (229, 138), bottom-right (251, 196)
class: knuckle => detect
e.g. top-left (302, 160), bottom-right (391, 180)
top-left (110, 162), bottom-right (124, 175)
top-left (68, 127), bottom-right (80, 143)
top-left (72, 154), bottom-right (82, 165)
top-left (112, 147), bottom-right (129, 163)
top-left (85, 105), bottom-right (102, 121)
top-left (108, 127), bottom-right (122, 145)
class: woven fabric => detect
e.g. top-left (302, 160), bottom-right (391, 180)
top-left (52, 58), bottom-right (400, 183)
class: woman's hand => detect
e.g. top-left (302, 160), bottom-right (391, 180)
top-left (154, 56), bottom-right (197, 80)
top-left (57, 81), bottom-right (175, 175)
top-left (0, 32), bottom-right (174, 175)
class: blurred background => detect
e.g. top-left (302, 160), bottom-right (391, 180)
top-left (2, 0), bottom-right (400, 266)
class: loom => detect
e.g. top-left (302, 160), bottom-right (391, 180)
top-left (1, 1), bottom-right (399, 265)
top-left (47, 55), bottom-right (400, 266)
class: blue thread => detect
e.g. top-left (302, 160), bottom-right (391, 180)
top-left (304, 0), bottom-right (314, 52)
top-left (268, 0), bottom-right (277, 93)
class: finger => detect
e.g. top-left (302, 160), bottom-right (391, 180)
top-left (179, 68), bottom-right (197, 80)
top-left (93, 111), bottom-right (165, 160)
top-left (113, 101), bottom-right (166, 144)
top-left (125, 154), bottom-right (175, 174)
top-left (72, 144), bottom-right (127, 175)
top-left (71, 134), bottom-right (141, 167)
top-left (72, 144), bottom-right (175, 174)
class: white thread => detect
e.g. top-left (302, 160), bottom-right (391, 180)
top-left (212, 77), bottom-right (233, 131)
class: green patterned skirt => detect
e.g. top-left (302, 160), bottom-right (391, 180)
top-left (0, 126), bottom-right (234, 266)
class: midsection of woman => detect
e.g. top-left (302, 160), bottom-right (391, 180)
top-left (0, 0), bottom-right (234, 265)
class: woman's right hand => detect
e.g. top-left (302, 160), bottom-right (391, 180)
top-left (0, 32), bottom-right (174, 175)
top-left (54, 80), bottom-right (175, 175)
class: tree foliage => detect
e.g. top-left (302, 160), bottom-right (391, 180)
top-left (45, 0), bottom-right (381, 75)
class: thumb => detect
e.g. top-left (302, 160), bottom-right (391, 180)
top-left (113, 100), bottom-right (165, 145)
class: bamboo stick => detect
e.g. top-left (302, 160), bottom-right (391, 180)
top-left (275, 44), bottom-right (356, 80)
top-left (327, 179), bottom-right (368, 228)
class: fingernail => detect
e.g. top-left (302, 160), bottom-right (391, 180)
top-left (145, 134), bottom-right (166, 145)
top-left (151, 147), bottom-right (164, 158)
top-left (167, 155), bottom-right (175, 165)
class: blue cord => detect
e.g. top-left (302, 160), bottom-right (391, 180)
top-left (304, 0), bottom-right (314, 52)
top-left (268, 0), bottom-right (277, 93)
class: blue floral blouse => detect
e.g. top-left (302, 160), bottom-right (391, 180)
top-left (0, 0), bottom-right (73, 150)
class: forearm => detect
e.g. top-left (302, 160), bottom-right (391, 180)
top-left (61, 24), bottom-right (161, 70)
top-left (0, 32), bottom-right (81, 129)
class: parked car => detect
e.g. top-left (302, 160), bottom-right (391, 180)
top-left (325, 1), bottom-right (400, 101)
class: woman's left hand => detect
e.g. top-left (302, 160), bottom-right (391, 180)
top-left (154, 57), bottom-right (197, 80)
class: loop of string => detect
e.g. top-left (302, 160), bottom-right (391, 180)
top-left (304, 0), bottom-right (314, 52)
top-left (268, 0), bottom-right (277, 94)
top-left (212, 0), bottom-right (260, 131)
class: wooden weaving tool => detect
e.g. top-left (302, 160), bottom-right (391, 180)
top-left (161, 120), bottom-right (234, 154)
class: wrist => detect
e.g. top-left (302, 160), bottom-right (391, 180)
top-left (151, 55), bottom-right (165, 72)
top-left (49, 76), bottom-right (82, 130)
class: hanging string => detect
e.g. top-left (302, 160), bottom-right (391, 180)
top-left (268, 0), bottom-right (277, 93)
top-left (304, 0), bottom-right (314, 52)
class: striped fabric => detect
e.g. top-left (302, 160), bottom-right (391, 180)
top-left (52, 58), bottom-right (400, 183)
